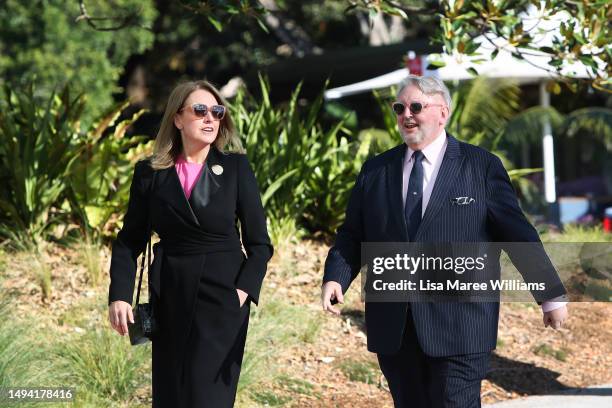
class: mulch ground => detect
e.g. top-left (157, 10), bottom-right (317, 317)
top-left (260, 240), bottom-right (612, 407)
top-left (1, 239), bottom-right (610, 407)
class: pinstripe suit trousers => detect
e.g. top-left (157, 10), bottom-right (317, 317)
top-left (377, 309), bottom-right (490, 408)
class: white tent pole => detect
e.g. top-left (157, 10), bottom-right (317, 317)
top-left (540, 81), bottom-right (556, 204)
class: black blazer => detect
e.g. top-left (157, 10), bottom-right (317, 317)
top-left (324, 135), bottom-right (566, 356)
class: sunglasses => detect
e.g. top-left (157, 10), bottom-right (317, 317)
top-left (179, 103), bottom-right (226, 120)
top-left (392, 102), bottom-right (445, 115)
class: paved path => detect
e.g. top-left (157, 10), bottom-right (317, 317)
top-left (484, 383), bottom-right (612, 407)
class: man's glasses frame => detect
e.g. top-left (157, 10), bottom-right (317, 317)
top-left (179, 103), bottom-right (226, 120)
top-left (392, 102), bottom-right (445, 115)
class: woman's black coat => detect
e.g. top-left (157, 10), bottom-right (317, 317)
top-left (108, 147), bottom-right (273, 405)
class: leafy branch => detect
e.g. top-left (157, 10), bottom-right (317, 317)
top-left (75, 0), bottom-right (151, 31)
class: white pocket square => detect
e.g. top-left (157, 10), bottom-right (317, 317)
top-left (451, 196), bottom-right (475, 205)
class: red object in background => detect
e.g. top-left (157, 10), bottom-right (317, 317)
top-left (406, 55), bottom-right (422, 75)
top-left (604, 207), bottom-right (612, 232)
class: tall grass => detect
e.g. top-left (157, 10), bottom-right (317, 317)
top-left (336, 358), bottom-right (380, 384)
top-left (237, 297), bottom-right (322, 396)
top-left (33, 251), bottom-right (53, 300)
top-left (4, 243), bottom-right (54, 300)
top-left (54, 328), bottom-right (150, 406)
top-left (8, 244), bottom-right (53, 300)
top-left (75, 238), bottom-right (104, 286)
top-left (267, 216), bottom-right (305, 252)
top-left (0, 289), bottom-right (53, 407)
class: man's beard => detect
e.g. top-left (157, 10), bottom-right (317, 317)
top-left (400, 128), bottom-right (425, 145)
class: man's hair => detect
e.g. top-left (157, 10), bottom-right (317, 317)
top-left (397, 75), bottom-right (452, 117)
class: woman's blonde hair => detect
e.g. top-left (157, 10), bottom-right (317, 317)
top-left (150, 80), bottom-right (244, 169)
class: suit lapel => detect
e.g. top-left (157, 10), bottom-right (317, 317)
top-left (154, 146), bottom-right (223, 228)
top-left (415, 135), bottom-right (464, 240)
top-left (188, 147), bottom-right (222, 223)
top-left (386, 144), bottom-right (408, 241)
top-left (156, 166), bottom-right (201, 227)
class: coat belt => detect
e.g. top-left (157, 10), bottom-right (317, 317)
top-left (149, 238), bottom-right (243, 298)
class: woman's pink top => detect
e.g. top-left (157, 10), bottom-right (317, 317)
top-left (175, 156), bottom-right (205, 200)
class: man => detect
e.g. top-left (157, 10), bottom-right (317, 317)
top-left (321, 76), bottom-right (568, 408)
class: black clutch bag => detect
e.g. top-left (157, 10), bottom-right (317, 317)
top-left (128, 234), bottom-right (158, 345)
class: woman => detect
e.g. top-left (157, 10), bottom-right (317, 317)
top-left (107, 80), bottom-right (273, 407)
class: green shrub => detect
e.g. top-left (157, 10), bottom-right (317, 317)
top-left (233, 75), bottom-right (372, 238)
top-left (0, 84), bottom-right (152, 246)
top-left (0, 85), bottom-right (85, 245)
top-left (65, 102), bottom-right (152, 241)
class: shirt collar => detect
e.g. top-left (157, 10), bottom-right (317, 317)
top-left (406, 129), bottom-right (447, 164)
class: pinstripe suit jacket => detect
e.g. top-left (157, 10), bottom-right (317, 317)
top-left (323, 135), bottom-right (566, 356)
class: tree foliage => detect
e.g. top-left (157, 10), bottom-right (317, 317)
top-left (157, 1), bottom-right (610, 91)
top-left (348, 0), bottom-right (611, 91)
top-left (0, 0), bottom-right (157, 122)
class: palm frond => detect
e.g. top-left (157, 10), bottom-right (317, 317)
top-left (502, 105), bottom-right (565, 146)
top-left (448, 77), bottom-right (521, 148)
top-left (562, 107), bottom-right (612, 146)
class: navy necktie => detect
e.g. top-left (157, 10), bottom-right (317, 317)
top-left (405, 150), bottom-right (424, 241)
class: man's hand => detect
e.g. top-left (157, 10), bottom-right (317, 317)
top-left (543, 305), bottom-right (568, 329)
top-left (321, 281), bottom-right (344, 315)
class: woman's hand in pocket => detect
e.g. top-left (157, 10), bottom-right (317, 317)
top-left (236, 289), bottom-right (249, 307)
top-left (109, 300), bottom-right (134, 336)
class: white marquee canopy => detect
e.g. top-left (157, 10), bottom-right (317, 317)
top-left (324, 6), bottom-right (605, 206)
